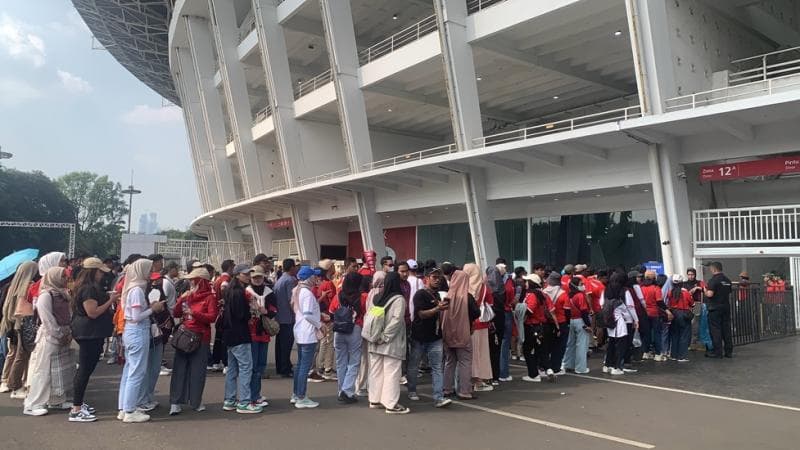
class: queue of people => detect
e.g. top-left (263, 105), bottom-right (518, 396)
top-left (0, 250), bottom-right (740, 421)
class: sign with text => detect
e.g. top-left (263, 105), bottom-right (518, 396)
top-left (699, 155), bottom-right (800, 181)
top-left (267, 218), bottom-right (292, 229)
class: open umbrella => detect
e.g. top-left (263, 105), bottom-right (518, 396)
top-left (0, 248), bottom-right (40, 281)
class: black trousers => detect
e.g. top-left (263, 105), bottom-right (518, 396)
top-left (488, 309), bottom-right (505, 380)
top-left (605, 324), bottom-right (633, 370)
top-left (275, 323), bottom-right (295, 375)
top-left (170, 342), bottom-right (210, 409)
top-left (708, 307), bottom-right (733, 356)
top-left (73, 338), bottom-right (105, 406)
top-left (551, 322), bottom-right (569, 371)
top-left (209, 321), bottom-right (227, 366)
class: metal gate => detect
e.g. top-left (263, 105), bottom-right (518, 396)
top-left (730, 285), bottom-right (797, 346)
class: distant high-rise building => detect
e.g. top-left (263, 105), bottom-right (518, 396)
top-left (137, 212), bottom-right (159, 234)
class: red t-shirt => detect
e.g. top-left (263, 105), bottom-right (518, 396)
top-left (551, 290), bottom-right (569, 324)
top-left (174, 290), bottom-right (219, 344)
top-left (315, 278), bottom-right (336, 323)
top-left (667, 289), bottom-right (694, 311)
top-left (213, 273), bottom-right (231, 301)
top-left (560, 275), bottom-right (571, 292)
top-left (503, 278), bottom-right (515, 312)
top-left (641, 284), bottom-right (663, 317)
top-left (524, 291), bottom-right (554, 325)
top-left (27, 279), bottom-right (41, 303)
top-left (329, 292), bottom-right (369, 328)
top-left (568, 292), bottom-right (591, 316)
top-left (587, 277), bottom-right (605, 313)
top-left (473, 287), bottom-right (493, 330)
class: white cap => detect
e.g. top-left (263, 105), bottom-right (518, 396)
top-left (406, 259), bottom-right (418, 269)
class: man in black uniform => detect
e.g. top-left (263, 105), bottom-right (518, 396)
top-left (704, 261), bottom-right (733, 358)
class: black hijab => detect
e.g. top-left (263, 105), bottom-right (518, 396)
top-left (375, 272), bottom-right (402, 307)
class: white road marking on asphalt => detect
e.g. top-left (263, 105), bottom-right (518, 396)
top-left (420, 394), bottom-right (655, 449)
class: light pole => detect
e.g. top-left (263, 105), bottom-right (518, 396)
top-left (120, 171), bottom-right (141, 234)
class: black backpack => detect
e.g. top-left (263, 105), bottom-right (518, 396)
top-left (597, 297), bottom-right (624, 329)
top-left (333, 304), bottom-right (355, 334)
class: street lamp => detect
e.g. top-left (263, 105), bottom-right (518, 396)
top-left (121, 171), bottom-right (142, 234)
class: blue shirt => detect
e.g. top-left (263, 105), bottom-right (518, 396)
top-left (274, 272), bottom-right (298, 324)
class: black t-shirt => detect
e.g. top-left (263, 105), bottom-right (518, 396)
top-left (71, 283), bottom-right (114, 340)
top-left (706, 273), bottom-right (732, 310)
top-left (411, 289), bottom-right (442, 343)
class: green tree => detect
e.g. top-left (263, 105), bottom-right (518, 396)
top-left (55, 172), bottom-right (127, 256)
top-left (161, 228), bottom-right (207, 241)
top-left (0, 168), bottom-right (76, 257)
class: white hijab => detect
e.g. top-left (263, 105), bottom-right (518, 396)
top-left (121, 259), bottom-right (153, 308)
top-left (38, 252), bottom-right (65, 276)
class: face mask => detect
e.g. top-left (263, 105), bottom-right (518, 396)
top-left (386, 266), bottom-right (394, 272)
top-left (577, 285), bottom-right (586, 292)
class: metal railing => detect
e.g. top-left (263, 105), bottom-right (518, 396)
top-left (467, 0), bottom-right (507, 14)
top-left (155, 239), bottom-right (256, 268)
top-left (294, 68), bottom-right (333, 99)
top-left (272, 238), bottom-right (299, 262)
top-left (296, 167), bottom-right (352, 186)
top-left (361, 143), bottom-right (458, 171)
top-left (233, 183), bottom-right (287, 203)
top-left (358, 15), bottom-right (438, 65)
top-left (473, 105), bottom-right (642, 147)
top-left (664, 77), bottom-right (800, 111)
top-left (729, 46), bottom-right (800, 85)
top-left (726, 286), bottom-right (796, 346)
top-left (253, 105), bottom-right (272, 124)
top-left (693, 205), bottom-right (800, 246)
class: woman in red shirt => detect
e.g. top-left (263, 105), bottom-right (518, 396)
top-left (169, 268), bottom-right (219, 415)
top-left (521, 274), bottom-right (557, 382)
top-left (562, 277), bottom-right (593, 374)
top-left (544, 272), bottom-right (570, 376)
top-left (666, 275), bottom-right (694, 362)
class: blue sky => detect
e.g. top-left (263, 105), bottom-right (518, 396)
top-left (0, 0), bottom-right (199, 231)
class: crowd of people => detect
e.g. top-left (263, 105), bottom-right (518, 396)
top-left (0, 250), bottom-right (738, 422)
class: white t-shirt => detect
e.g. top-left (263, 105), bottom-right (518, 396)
top-left (293, 287), bottom-right (320, 344)
top-left (600, 290), bottom-right (638, 338)
top-left (124, 287), bottom-right (150, 322)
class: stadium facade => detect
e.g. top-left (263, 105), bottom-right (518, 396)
top-left (75, 0), bottom-right (800, 284)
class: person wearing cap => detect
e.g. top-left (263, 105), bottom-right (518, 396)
top-left (252, 254), bottom-right (274, 287)
top-left (560, 264), bottom-right (575, 291)
top-left (246, 266), bottom-right (277, 407)
top-left (521, 274), bottom-right (557, 382)
top-left (274, 258), bottom-right (299, 377)
top-left (291, 266), bottom-right (323, 409)
top-left (666, 275), bottom-right (694, 362)
top-left (311, 259), bottom-right (336, 382)
top-left (168, 267), bottom-right (218, 416)
top-left (220, 264), bottom-right (262, 414)
top-left (68, 257), bottom-right (118, 422)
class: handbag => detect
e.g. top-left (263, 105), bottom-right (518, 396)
top-left (171, 324), bottom-right (201, 353)
top-left (479, 286), bottom-right (495, 323)
top-left (260, 315), bottom-right (280, 336)
top-left (20, 315), bottom-right (39, 353)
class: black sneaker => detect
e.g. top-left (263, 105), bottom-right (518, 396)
top-left (343, 395), bottom-right (358, 404)
top-left (385, 404), bottom-right (411, 414)
top-left (337, 392), bottom-right (347, 403)
top-left (68, 410), bottom-right (97, 423)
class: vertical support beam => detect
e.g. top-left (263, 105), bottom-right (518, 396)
top-left (353, 189), bottom-right (386, 256)
top-left (319, 0), bottom-right (374, 171)
top-left (252, 0), bottom-right (305, 187)
top-left (290, 203), bottom-right (319, 262)
top-left (250, 213), bottom-right (274, 257)
top-left (625, 0), bottom-right (675, 114)
top-left (184, 16), bottom-right (239, 205)
top-left (647, 144), bottom-right (676, 275)
top-left (462, 169), bottom-right (499, 270)
top-left (434, 0), bottom-right (484, 150)
top-left (174, 68), bottom-right (212, 212)
top-left (659, 144), bottom-right (692, 273)
top-left (224, 220), bottom-right (243, 242)
top-left (208, 1), bottom-right (265, 197)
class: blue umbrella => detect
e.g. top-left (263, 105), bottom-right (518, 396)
top-left (0, 248), bottom-right (40, 281)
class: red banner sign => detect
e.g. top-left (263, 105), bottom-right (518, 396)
top-left (699, 155), bottom-right (800, 181)
top-left (267, 218), bottom-right (292, 229)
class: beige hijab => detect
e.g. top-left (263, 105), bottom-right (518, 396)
top-left (463, 263), bottom-right (484, 299)
top-left (442, 270), bottom-right (471, 348)
top-left (40, 266), bottom-right (70, 299)
top-left (121, 259), bottom-right (153, 307)
top-left (366, 271), bottom-right (386, 307)
top-left (0, 261), bottom-right (37, 334)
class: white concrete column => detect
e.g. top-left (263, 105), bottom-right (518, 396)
top-left (462, 168), bottom-right (499, 270)
top-left (647, 144), bottom-right (676, 275)
top-left (625, 0), bottom-right (675, 114)
top-left (290, 203), bottom-right (319, 262)
top-left (184, 16), bottom-right (239, 205)
top-left (252, 0), bottom-right (305, 187)
top-left (224, 220), bottom-right (244, 242)
top-left (319, 0), bottom-right (374, 171)
top-left (353, 189), bottom-right (386, 256)
top-left (208, 1), bottom-right (265, 197)
top-left (434, 0), bottom-right (483, 150)
top-left (173, 66), bottom-right (213, 212)
top-left (250, 213), bottom-right (273, 256)
top-left (659, 144), bottom-right (693, 273)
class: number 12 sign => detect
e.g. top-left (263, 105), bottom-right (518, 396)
top-left (699, 155), bottom-right (800, 181)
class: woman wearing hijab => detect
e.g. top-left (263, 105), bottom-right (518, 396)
top-left (28, 252), bottom-right (67, 309)
top-left (24, 267), bottom-right (75, 416)
top-left (356, 272), bottom-right (382, 397)
top-left (329, 272), bottom-right (364, 403)
top-left (463, 264), bottom-right (493, 393)
top-left (0, 261), bottom-right (38, 399)
top-left (169, 268), bottom-right (218, 416)
top-left (442, 270), bottom-right (479, 400)
top-left (366, 272), bottom-right (409, 414)
top-left (117, 259), bottom-right (164, 423)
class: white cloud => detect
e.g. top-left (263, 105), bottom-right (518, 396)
top-left (47, 10), bottom-right (91, 36)
top-left (0, 77), bottom-right (42, 106)
top-left (57, 69), bottom-right (92, 93)
top-left (0, 13), bottom-right (46, 67)
top-left (121, 104), bottom-right (183, 125)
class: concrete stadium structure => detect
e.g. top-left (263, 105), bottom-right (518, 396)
top-left (76, 1), bottom-right (800, 287)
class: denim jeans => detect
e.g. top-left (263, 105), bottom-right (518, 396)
top-left (0, 332), bottom-right (6, 373)
top-left (138, 340), bottom-right (164, 406)
top-left (293, 343), bottom-right (317, 398)
top-left (118, 321), bottom-right (150, 412)
top-left (669, 310), bottom-right (692, 360)
top-left (562, 319), bottom-right (591, 372)
top-left (499, 311), bottom-right (513, 378)
top-left (333, 326), bottom-right (362, 397)
top-left (407, 339), bottom-right (444, 401)
top-left (646, 315), bottom-right (663, 355)
top-left (250, 342), bottom-right (267, 400)
top-left (224, 343), bottom-right (253, 404)
top-left (660, 320), bottom-right (671, 356)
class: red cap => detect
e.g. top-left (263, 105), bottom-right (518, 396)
top-left (149, 272), bottom-right (162, 281)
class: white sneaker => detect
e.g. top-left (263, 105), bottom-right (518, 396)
top-left (294, 398), bottom-right (319, 409)
top-left (0, 382), bottom-right (9, 393)
top-left (399, 376), bottom-right (408, 385)
top-left (498, 376), bottom-right (513, 382)
top-left (518, 356), bottom-right (525, 361)
top-left (642, 352), bottom-right (653, 360)
top-left (169, 404), bottom-right (182, 416)
top-left (622, 368), bottom-right (638, 374)
top-left (654, 354), bottom-right (665, 362)
top-left (23, 407), bottom-right (48, 416)
top-left (194, 404), bottom-right (206, 412)
top-left (521, 375), bottom-right (542, 383)
top-left (575, 368), bottom-right (590, 374)
top-left (473, 382), bottom-right (494, 392)
top-left (255, 397), bottom-right (269, 408)
top-left (138, 401), bottom-right (158, 412)
top-left (10, 389), bottom-right (27, 399)
top-left (602, 366), bottom-right (610, 373)
top-left (222, 366), bottom-right (228, 375)
top-left (123, 410), bottom-right (150, 423)
top-left (554, 370), bottom-right (567, 376)
top-left (290, 394), bottom-right (298, 404)
top-left (546, 369), bottom-right (555, 377)
top-left (159, 367), bottom-right (172, 376)
top-left (610, 368), bottom-right (625, 375)
top-left (677, 358), bottom-right (690, 363)
top-left (117, 410), bottom-right (125, 420)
